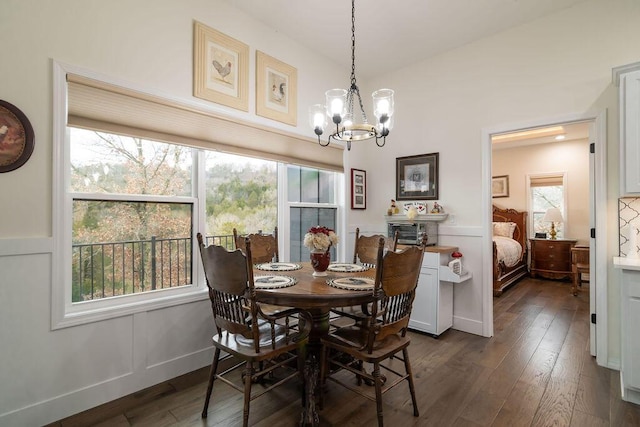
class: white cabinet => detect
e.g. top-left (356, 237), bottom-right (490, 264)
top-left (613, 257), bottom-right (640, 405)
top-left (614, 62), bottom-right (640, 195)
top-left (409, 249), bottom-right (471, 337)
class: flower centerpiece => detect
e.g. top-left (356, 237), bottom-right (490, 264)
top-left (303, 226), bottom-right (339, 276)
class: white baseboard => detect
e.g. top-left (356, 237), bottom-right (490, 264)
top-left (452, 314), bottom-right (486, 337)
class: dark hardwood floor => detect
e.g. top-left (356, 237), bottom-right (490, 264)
top-left (49, 277), bottom-right (640, 426)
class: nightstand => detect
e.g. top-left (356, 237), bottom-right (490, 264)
top-left (529, 238), bottom-right (577, 280)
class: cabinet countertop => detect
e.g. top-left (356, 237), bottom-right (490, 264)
top-left (398, 244), bottom-right (458, 254)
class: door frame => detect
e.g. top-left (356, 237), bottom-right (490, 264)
top-left (481, 110), bottom-right (607, 365)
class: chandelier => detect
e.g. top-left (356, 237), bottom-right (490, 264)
top-left (309, 0), bottom-right (394, 151)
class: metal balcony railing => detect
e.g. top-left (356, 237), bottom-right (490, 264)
top-left (72, 234), bottom-right (234, 302)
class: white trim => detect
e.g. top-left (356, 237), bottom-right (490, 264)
top-left (592, 110), bottom-right (608, 367)
top-left (482, 111), bottom-right (608, 356)
top-left (0, 237), bottom-right (53, 256)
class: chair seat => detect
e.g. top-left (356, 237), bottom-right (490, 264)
top-left (234, 320), bottom-right (287, 347)
top-left (322, 325), bottom-right (411, 362)
top-left (213, 328), bottom-right (302, 362)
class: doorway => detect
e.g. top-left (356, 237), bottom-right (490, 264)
top-left (482, 112), bottom-right (607, 364)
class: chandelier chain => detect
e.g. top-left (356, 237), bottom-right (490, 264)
top-left (350, 0), bottom-right (356, 86)
top-left (349, 0), bottom-right (368, 124)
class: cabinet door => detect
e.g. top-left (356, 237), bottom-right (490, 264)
top-left (409, 267), bottom-right (438, 334)
top-left (621, 69), bottom-right (640, 194)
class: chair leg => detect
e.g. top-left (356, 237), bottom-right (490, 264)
top-left (403, 348), bottom-right (419, 417)
top-left (242, 361), bottom-right (253, 427)
top-left (202, 347), bottom-right (221, 418)
top-left (372, 362), bottom-right (384, 427)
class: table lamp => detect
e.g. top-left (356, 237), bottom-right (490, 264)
top-left (543, 207), bottom-right (563, 240)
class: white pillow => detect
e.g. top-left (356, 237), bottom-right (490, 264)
top-left (493, 221), bottom-right (517, 239)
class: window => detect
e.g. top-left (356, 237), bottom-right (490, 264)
top-left (53, 64), bottom-right (343, 328)
top-left (70, 128), bottom-right (196, 302)
top-left (204, 151), bottom-right (278, 243)
top-left (286, 165), bottom-right (338, 262)
top-left (528, 173), bottom-right (567, 238)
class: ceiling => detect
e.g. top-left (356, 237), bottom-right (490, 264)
top-left (491, 121), bottom-right (591, 150)
top-left (222, 0), bottom-right (589, 79)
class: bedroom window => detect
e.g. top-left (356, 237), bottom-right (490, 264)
top-left (528, 173), bottom-right (567, 238)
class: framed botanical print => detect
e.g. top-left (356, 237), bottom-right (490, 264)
top-left (193, 21), bottom-right (249, 111)
top-left (256, 51), bottom-right (297, 126)
top-left (0, 100), bottom-right (35, 173)
top-left (396, 153), bottom-right (439, 200)
top-left (351, 168), bottom-right (366, 209)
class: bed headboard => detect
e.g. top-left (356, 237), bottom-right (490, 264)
top-left (492, 205), bottom-right (528, 249)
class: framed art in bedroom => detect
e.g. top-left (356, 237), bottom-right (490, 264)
top-left (351, 168), bottom-right (366, 209)
top-left (492, 175), bottom-right (509, 198)
top-left (193, 21), bottom-right (249, 111)
top-left (396, 153), bottom-right (439, 200)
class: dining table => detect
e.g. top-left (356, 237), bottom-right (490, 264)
top-left (252, 261), bottom-right (377, 426)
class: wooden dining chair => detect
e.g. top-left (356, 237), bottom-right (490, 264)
top-left (330, 228), bottom-right (400, 328)
top-left (196, 233), bottom-right (310, 427)
top-left (320, 236), bottom-right (426, 427)
top-left (233, 227), bottom-right (279, 264)
top-left (353, 227), bottom-right (398, 266)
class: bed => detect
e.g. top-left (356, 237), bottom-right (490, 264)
top-left (492, 205), bottom-right (528, 296)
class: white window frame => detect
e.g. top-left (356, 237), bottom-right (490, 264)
top-left (525, 171), bottom-right (568, 239)
top-left (52, 64), bottom-right (208, 329)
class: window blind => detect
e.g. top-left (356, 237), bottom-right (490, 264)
top-left (530, 174), bottom-right (564, 187)
top-left (66, 73), bottom-right (344, 171)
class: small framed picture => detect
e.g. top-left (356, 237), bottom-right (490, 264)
top-left (492, 175), bottom-right (509, 198)
top-left (193, 21), bottom-right (249, 111)
top-left (396, 153), bottom-right (439, 201)
top-left (535, 232), bottom-right (548, 239)
top-left (256, 51), bottom-right (297, 126)
top-left (351, 168), bottom-right (366, 209)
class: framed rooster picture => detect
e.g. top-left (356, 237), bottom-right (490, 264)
top-left (256, 51), bottom-right (297, 126)
top-left (193, 21), bottom-right (249, 111)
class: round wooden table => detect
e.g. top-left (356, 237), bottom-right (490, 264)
top-left (254, 262), bottom-right (376, 426)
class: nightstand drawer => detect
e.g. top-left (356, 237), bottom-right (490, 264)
top-left (535, 260), bottom-right (571, 272)
top-left (533, 249), bottom-right (571, 262)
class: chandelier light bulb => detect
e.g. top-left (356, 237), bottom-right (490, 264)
top-left (372, 89), bottom-right (394, 119)
top-left (309, 104), bottom-right (326, 136)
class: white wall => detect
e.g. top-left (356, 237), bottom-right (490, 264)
top-left (493, 138), bottom-right (591, 244)
top-left (0, 0), bottom-right (346, 425)
top-left (351, 0), bottom-right (640, 364)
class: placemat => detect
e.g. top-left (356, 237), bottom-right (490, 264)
top-left (254, 275), bottom-right (297, 289)
top-left (255, 262), bottom-right (302, 271)
top-left (327, 263), bottom-right (370, 273)
top-left (326, 277), bottom-right (375, 291)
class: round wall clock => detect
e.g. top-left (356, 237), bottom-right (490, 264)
top-left (0, 100), bottom-right (35, 173)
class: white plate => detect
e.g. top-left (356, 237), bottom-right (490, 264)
top-left (326, 277), bottom-right (375, 291)
top-left (255, 262), bottom-right (302, 271)
top-left (254, 275), bottom-right (297, 289)
top-left (327, 263), bottom-right (370, 273)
